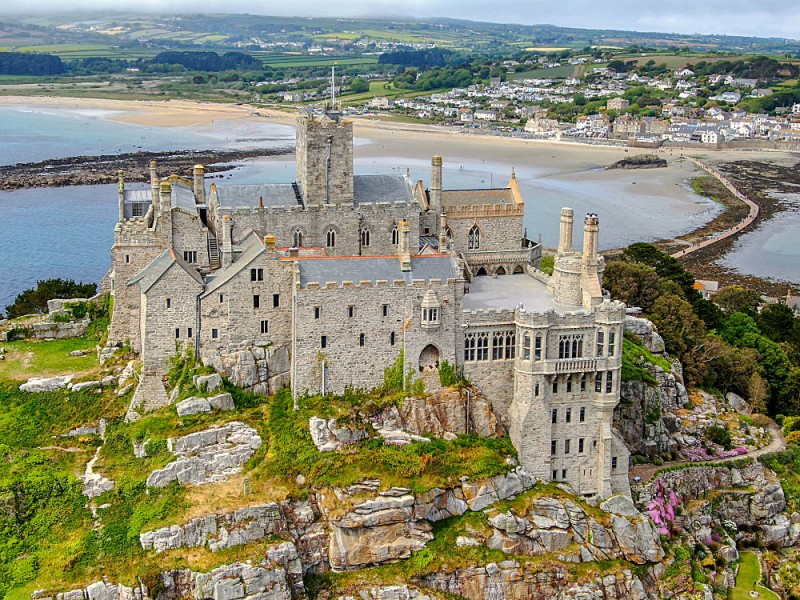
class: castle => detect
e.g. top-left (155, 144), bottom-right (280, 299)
top-left (109, 110), bottom-right (630, 498)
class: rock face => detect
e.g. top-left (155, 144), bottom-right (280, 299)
top-left (146, 422), bottom-right (261, 488)
top-left (309, 417), bottom-right (368, 452)
top-left (624, 316), bottom-right (665, 353)
top-left (176, 393), bottom-right (235, 417)
top-left (19, 375), bottom-right (73, 393)
top-left (398, 389), bottom-right (503, 438)
top-left (192, 373), bottom-right (222, 392)
top-left (216, 345), bottom-right (290, 396)
top-left (421, 562), bottom-right (653, 599)
top-left (336, 586), bottom-right (433, 599)
top-left (484, 493), bottom-right (664, 565)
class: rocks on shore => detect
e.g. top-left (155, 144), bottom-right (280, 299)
top-left (606, 153), bottom-right (667, 170)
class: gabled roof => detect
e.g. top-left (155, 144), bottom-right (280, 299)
top-left (171, 183), bottom-right (198, 214)
top-left (128, 248), bottom-right (204, 294)
top-left (202, 235), bottom-right (267, 298)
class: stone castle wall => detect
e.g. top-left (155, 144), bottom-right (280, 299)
top-left (291, 278), bottom-right (462, 396)
top-left (171, 210), bottom-right (210, 270)
top-left (296, 116), bottom-right (354, 206)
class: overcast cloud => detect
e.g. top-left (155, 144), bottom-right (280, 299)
top-left (4, 0), bottom-right (800, 39)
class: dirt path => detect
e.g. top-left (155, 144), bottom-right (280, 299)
top-left (629, 421), bottom-right (786, 484)
top-left (670, 158), bottom-right (760, 259)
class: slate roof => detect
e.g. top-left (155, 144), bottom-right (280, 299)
top-left (202, 236), bottom-right (266, 298)
top-left (296, 254), bottom-right (456, 287)
top-left (214, 184), bottom-right (299, 208)
top-left (128, 248), bottom-right (204, 293)
top-left (441, 188), bottom-right (515, 207)
top-left (353, 175), bottom-right (413, 205)
top-left (171, 184), bottom-right (198, 213)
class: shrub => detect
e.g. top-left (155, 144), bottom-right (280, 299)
top-left (439, 359), bottom-right (458, 387)
top-left (706, 426), bottom-right (733, 450)
top-left (5, 327), bottom-right (32, 341)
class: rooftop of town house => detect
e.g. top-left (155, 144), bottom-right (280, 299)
top-left (463, 273), bottom-right (583, 313)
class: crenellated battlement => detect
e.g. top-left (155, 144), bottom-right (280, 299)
top-left (296, 277), bottom-right (458, 291)
top-left (446, 203), bottom-right (524, 219)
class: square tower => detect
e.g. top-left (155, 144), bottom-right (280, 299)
top-left (295, 113), bottom-right (354, 207)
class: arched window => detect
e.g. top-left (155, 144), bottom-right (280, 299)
top-left (522, 333), bottom-right (531, 360)
top-left (468, 225), bottom-right (480, 250)
top-left (391, 226), bottom-right (399, 245)
top-left (293, 228), bottom-right (303, 248)
top-left (534, 334), bottom-right (542, 360)
top-left (361, 227), bottom-right (371, 247)
top-left (326, 228), bottom-right (336, 248)
top-left (445, 227), bottom-right (453, 239)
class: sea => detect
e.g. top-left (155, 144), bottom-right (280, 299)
top-left (1, 103), bottom-right (795, 311)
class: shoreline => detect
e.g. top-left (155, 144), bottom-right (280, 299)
top-left (2, 95), bottom-right (797, 294)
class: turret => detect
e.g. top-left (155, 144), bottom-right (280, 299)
top-left (398, 219), bottom-right (412, 272)
top-left (150, 160), bottom-right (159, 205)
top-left (295, 114), bottom-right (354, 207)
top-left (117, 169), bottom-right (125, 222)
top-left (193, 164), bottom-right (206, 204)
top-left (222, 215), bottom-right (233, 267)
top-left (558, 207), bottom-right (574, 254)
top-left (430, 156), bottom-right (443, 214)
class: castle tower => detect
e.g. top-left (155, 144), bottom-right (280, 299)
top-left (430, 156), bottom-right (443, 215)
top-left (558, 207), bottom-right (574, 254)
top-left (295, 114), bottom-right (354, 207)
top-left (193, 164), bottom-right (206, 204)
top-left (117, 170), bottom-right (125, 222)
top-left (398, 219), bottom-right (412, 271)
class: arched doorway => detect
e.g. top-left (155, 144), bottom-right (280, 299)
top-left (475, 267), bottom-right (488, 276)
top-left (495, 266), bottom-right (506, 276)
top-left (513, 265), bottom-right (525, 274)
top-left (419, 344), bottom-right (440, 372)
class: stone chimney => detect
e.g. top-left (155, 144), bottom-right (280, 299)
top-left (430, 156), bottom-right (443, 213)
top-left (438, 213), bottom-right (448, 252)
top-left (222, 214), bottom-right (233, 267)
top-left (582, 213), bottom-right (599, 269)
top-left (149, 160), bottom-right (159, 205)
top-left (117, 169), bottom-right (125, 222)
top-left (264, 234), bottom-right (276, 254)
top-left (288, 247), bottom-right (299, 258)
top-left (558, 207), bottom-right (574, 254)
top-left (159, 181), bottom-right (173, 241)
top-left (398, 219), bottom-right (412, 272)
top-left (193, 164), bottom-right (206, 204)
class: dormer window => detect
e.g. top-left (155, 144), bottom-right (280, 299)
top-left (421, 290), bottom-right (441, 330)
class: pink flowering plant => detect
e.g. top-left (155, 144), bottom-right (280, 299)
top-left (648, 479), bottom-right (681, 536)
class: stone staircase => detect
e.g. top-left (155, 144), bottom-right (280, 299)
top-left (207, 233), bottom-right (221, 270)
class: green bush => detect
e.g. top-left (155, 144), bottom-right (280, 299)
top-left (439, 359), bottom-right (458, 387)
top-left (6, 327), bottom-right (32, 341)
top-left (705, 425), bottom-right (732, 450)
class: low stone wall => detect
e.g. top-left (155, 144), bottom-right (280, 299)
top-left (30, 319), bottom-right (90, 340)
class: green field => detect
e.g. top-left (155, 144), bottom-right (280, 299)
top-left (730, 553), bottom-right (779, 600)
top-left (510, 64), bottom-right (580, 80)
top-left (251, 53), bottom-right (378, 68)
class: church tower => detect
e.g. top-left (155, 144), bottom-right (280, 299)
top-left (295, 113), bottom-right (354, 207)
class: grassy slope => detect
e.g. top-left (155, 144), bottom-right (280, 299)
top-left (730, 552), bottom-right (779, 600)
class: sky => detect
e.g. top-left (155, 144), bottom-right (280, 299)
top-left (4, 0), bottom-right (800, 40)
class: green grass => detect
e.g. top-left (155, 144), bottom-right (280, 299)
top-left (509, 64), bottom-right (577, 80)
top-left (621, 333), bottom-right (672, 384)
top-left (730, 552), bottom-right (779, 600)
top-left (0, 337), bottom-right (98, 381)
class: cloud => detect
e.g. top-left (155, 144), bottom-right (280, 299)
top-left (3, 0), bottom-right (800, 39)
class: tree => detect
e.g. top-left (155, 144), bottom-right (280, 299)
top-left (648, 294), bottom-right (708, 384)
top-left (712, 285), bottom-right (762, 316)
top-left (758, 303), bottom-right (797, 344)
top-left (5, 279), bottom-right (97, 319)
top-left (603, 261), bottom-right (662, 311)
top-left (348, 78), bottom-right (370, 94)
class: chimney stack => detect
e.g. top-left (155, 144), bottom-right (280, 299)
top-left (438, 213), bottom-right (448, 252)
top-left (193, 164), bottom-right (206, 204)
top-left (222, 214), bottom-right (233, 267)
top-left (430, 156), bottom-right (443, 213)
top-left (398, 219), bottom-right (412, 272)
top-left (582, 213), bottom-right (599, 268)
top-left (558, 207), bottom-right (574, 254)
top-left (150, 160), bottom-right (159, 205)
top-left (117, 169), bottom-right (125, 222)
top-left (264, 234), bottom-right (276, 256)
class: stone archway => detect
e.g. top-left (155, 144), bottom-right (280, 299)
top-left (475, 267), bottom-right (488, 276)
top-left (419, 344), bottom-right (440, 372)
top-left (495, 266), bottom-right (506, 276)
top-left (513, 265), bottom-right (525, 274)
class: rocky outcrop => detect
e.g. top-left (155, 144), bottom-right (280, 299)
top-left (421, 562), bottom-right (654, 599)
top-left (146, 421), bottom-right (262, 488)
top-left (193, 373), bottom-right (222, 392)
top-left (398, 389), bottom-right (503, 438)
top-left (20, 374), bottom-right (73, 393)
top-left (176, 393), bottom-right (235, 417)
top-left (624, 316), bottom-right (666, 353)
top-left (309, 417), bottom-right (368, 452)
top-left (484, 493), bottom-right (664, 565)
top-left (216, 345), bottom-right (290, 396)
top-left (336, 586), bottom-right (432, 599)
